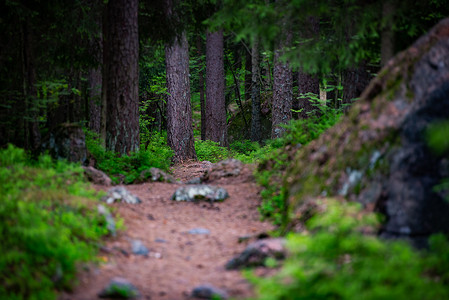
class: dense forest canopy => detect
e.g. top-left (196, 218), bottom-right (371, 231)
top-left (1, 0), bottom-right (447, 158)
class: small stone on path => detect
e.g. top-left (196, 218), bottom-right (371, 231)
top-left (102, 187), bottom-right (141, 204)
top-left (130, 239), bottom-right (149, 256)
top-left (98, 277), bottom-right (140, 299)
top-left (191, 284), bottom-right (228, 299)
top-left (225, 238), bottom-right (286, 270)
top-left (188, 228), bottom-right (210, 235)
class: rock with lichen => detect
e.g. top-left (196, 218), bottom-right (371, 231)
top-left (284, 18), bottom-right (449, 245)
top-left (172, 185), bottom-right (228, 202)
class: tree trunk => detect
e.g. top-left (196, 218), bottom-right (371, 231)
top-left (297, 71), bottom-right (319, 118)
top-left (271, 32), bottom-right (293, 139)
top-left (342, 62), bottom-right (371, 106)
top-left (22, 20), bottom-right (41, 154)
top-left (205, 30), bottom-right (228, 147)
top-left (296, 17), bottom-right (320, 119)
top-left (196, 35), bottom-right (206, 141)
top-left (381, 0), bottom-right (395, 67)
top-left (250, 39), bottom-right (261, 143)
top-left (88, 66), bottom-right (102, 133)
top-left (244, 43), bottom-right (252, 102)
top-left (165, 31), bottom-right (197, 162)
top-left (103, 0), bottom-right (139, 155)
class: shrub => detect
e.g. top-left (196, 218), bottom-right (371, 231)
top-left (0, 145), bottom-right (110, 300)
top-left (85, 130), bottom-right (174, 184)
top-left (195, 139), bottom-right (231, 163)
top-left (255, 99), bottom-right (343, 223)
top-left (247, 199), bottom-right (449, 300)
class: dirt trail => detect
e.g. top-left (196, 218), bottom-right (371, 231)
top-left (60, 162), bottom-right (275, 300)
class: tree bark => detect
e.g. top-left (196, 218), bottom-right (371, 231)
top-left (103, 0), bottom-right (139, 155)
top-left (205, 30), bottom-right (228, 147)
top-left (271, 32), bottom-right (293, 139)
top-left (88, 66), bottom-right (102, 134)
top-left (297, 71), bottom-right (319, 118)
top-left (196, 35), bottom-right (206, 141)
top-left (381, 0), bottom-right (395, 67)
top-left (250, 39), bottom-right (261, 143)
top-left (342, 61), bottom-right (371, 106)
top-left (165, 31), bottom-right (197, 162)
top-left (296, 17), bottom-right (320, 119)
top-left (244, 44), bottom-right (252, 102)
top-left (22, 20), bottom-right (41, 153)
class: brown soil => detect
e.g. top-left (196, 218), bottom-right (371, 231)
top-left (60, 162), bottom-right (275, 300)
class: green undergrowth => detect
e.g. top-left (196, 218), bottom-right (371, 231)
top-left (0, 145), bottom-right (111, 300)
top-left (247, 199), bottom-right (449, 300)
top-left (255, 104), bottom-right (343, 224)
top-left (85, 130), bottom-right (174, 184)
top-left (194, 139), bottom-right (272, 163)
top-left (195, 139), bottom-right (232, 163)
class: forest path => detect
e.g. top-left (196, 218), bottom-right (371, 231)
top-left (60, 162), bottom-right (275, 300)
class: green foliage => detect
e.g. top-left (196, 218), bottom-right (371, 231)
top-left (195, 139), bottom-right (232, 163)
top-left (255, 98), bottom-right (343, 224)
top-left (85, 130), bottom-right (174, 184)
top-left (426, 120), bottom-right (449, 202)
top-left (247, 199), bottom-right (449, 300)
top-left (0, 145), bottom-right (109, 300)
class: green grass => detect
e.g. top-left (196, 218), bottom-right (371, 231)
top-left (85, 130), bottom-right (174, 184)
top-left (247, 199), bottom-right (449, 300)
top-left (0, 145), bottom-right (110, 300)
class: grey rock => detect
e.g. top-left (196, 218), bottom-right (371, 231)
top-left (225, 238), bottom-right (286, 270)
top-left (191, 284), bottom-right (228, 299)
top-left (172, 185), bottom-right (228, 202)
top-left (338, 168), bottom-right (363, 196)
top-left (102, 187), bottom-right (141, 204)
top-left (188, 228), bottom-right (210, 235)
top-left (202, 159), bottom-right (243, 182)
top-left (186, 177), bottom-right (202, 184)
top-left (97, 204), bottom-right (116, 236)
top-left (130, 240), bottom-right (149, 256)
top-left (139, 167), bottom-right (176, 183)
top-left (83, 166), bottom-right (112, 186)
top-left (98, 277), bottom-right (140, 299)
top-left (286, 19), bottom-right (449, 245)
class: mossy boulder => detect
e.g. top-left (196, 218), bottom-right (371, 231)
top-left (284, 18), bottom-right (449, 243)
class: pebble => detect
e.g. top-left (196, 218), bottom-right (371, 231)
top-left (131, 239), bottom-right (149, 256)
top-left (191, 284), bottom-right (228, 299)
top-left (188, 228), bottom-right (210, 235)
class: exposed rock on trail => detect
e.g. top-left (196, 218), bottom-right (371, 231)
top-left (172, 185), bottom-right (229, 202)
top-left (284, 18), bottom-right (449, 244)
top-left (102, 186), bottom-right (142, 204)
top-left (60, 161), bottom-right (274, 300)
top-left (226, 238), bottom-right (286, 270)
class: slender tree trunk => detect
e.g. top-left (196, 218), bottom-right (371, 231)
top-left (88, 66), bottom-right (102, 133)
top-left (297, 71), bottom-right (319, 118)
top-left (22, 20), bottom-right (41, 153)
top-left (381, 0), bottom-right (395, 67)
top-left (103, 0), bottom-right (139, 154)
top-left (205, 30), bottom-right (228, 147)
top-left (271, 30), bottom-right (293, 139)
top-left (342, 61), bottom-right (371, 106)
top-left (244, 43), bottom-right (252, 102)
top-left (250, 39), bottom-right (261, 142)
top-left (296, 17), bottom-right (320, 119)
top-left (165, 31), bottom-right (197, 161)
top-left (196, 35), bottom-right (206, 141)
top-left (88, 21), bottom-right (102, 134)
